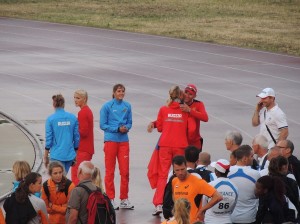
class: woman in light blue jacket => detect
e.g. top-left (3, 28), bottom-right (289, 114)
top-left (44, 94), bottom-right (80, 173)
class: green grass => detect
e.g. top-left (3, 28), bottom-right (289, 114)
top-left (0, 0), bottom-right (300, 56)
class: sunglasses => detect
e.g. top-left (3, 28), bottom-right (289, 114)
top-left (185, 86), bottom-right (196, 93)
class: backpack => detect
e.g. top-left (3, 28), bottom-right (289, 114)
top-left (193, 168), bottom-right (212, 183)
top-left (43, 179), bottom-right (72, 200)
top-left (3, 192), bottom-right (37, 224)
top-left (78, 184), bottom-right (116, 224)
top-left (162, 175), bottom-right (176, 219)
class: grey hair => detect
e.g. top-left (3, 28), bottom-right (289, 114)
top-left (286, 139), bottom-right (294, 153)
top-left (253, 134), bottom-right (268, 150)
top-left (225, 130), bottom-right (243, 145)
top-left (78, 161), bottom-right (94, 175)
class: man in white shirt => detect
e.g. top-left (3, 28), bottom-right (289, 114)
top-left (228, 145), bottom-right (260, 223)
top-left (252, 87), bottom-right (288, 148)
top-left (202, 159), bottom-right (238, 224)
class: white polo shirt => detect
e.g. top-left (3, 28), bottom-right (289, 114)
top-left (202, 177), bottom-right (238, 224)
top-left (259, 104), bottom-right (288, 148)
top-left (228, 166), bottom-right (260, 223)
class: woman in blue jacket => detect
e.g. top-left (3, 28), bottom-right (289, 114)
top-left (44, 94), bottom-right (80, 173)
top-left (100, 84), bottom-right (133, 210)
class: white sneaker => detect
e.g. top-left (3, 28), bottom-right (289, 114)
top-left (110, 199), bottom-right (119, 210)
top-left (120, 199), bottom-right (134, 209)
top-left (152, 205), bottom-right (163, 216)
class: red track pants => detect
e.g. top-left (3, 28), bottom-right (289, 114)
top-left (71, 151), bottom-right (93, 186)
top-left (104, 141), bottom-right (130, 200)
top-left (152, 146), bottom-right (185, 206)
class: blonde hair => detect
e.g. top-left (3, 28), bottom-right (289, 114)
top-left (91, 167), bottom-right (104, 192)
top-left (74, 89), bottom-right (88, 103)
top-left (12, 161), bottom-right (31, 181)
top-left (173, 198), bottom-right (190, 224)
top-left (167, 85), bottom-right (182, 106)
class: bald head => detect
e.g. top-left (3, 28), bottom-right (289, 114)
top-left (198, 152), bottom-right (211, 166)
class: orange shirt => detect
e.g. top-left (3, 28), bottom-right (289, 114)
top-left (41, 179), bottom-right (75, 224)
top-left (172, 174), bottom-right (216, 223)
top-left (0, 208), bottom-right (5, 224)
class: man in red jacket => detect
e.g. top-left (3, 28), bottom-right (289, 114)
top-left (180, 84), bottom-right (209, 151)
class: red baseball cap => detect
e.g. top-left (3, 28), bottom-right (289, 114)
top-left (185, 84), bottom-right (197, 94)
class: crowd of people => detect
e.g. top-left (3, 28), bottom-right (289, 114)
top-left (147, 85), bottom-right (300, 223)
top-left (1, 83), bottom-right (300, 224)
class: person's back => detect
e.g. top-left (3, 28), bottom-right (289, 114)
top-left (228, 166), bottom-right (259, 223)
top-left (203, 177), bottom-right (238, 223)
top-left (46, 108), bottom-right (78, 160)
top-left (203, 159), bottom-right (238, 224)
top-left (44, 94), bottom-right (79, 173)
top-left (228, 145), bottom-right (260, 223)
top-left (157, 102), bottom-right (188, 148)
top-left (66, 161), bottom-right (97, 224)
top-left (4, 172), bottom-right (48, 224)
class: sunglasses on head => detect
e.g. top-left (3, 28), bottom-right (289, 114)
top-left (185, 86), bottom-right (196, 93)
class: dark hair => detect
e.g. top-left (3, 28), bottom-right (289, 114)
top-left (172, 155), bottom-right (186, 166)
top-left (112, 84), bottom-right (125, 98)
top-left (235, 145), bottom-right (252, 161)
top-left (257, 175), bottom-right (286, 205)
top-left (52, 94), bottom-right (65, 108)
top-left (269, 155), bottom-right (288, 176)
top-left (15, 172), bottom-right (41, 203)
top-left (215, 169), bottom-right (229, 178)
top-left (286, 139), bottom-right (294, 153)
top-left (185, 146), bottom-right (200, 163)
top-left (48, 161), bottom-right (68, 192)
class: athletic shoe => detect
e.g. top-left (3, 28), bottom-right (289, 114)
top-left (110, 199), bottom-right (119, 210)
top-left (120, 199), bottom-right (134, 209)
top-left (152, 205), bottom-right (163, 216)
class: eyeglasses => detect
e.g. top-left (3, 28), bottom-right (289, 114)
top-left (185, 86), bottom-right (196, 93)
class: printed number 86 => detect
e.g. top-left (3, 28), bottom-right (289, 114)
top-left (218, 203), bottom-right (229, 209)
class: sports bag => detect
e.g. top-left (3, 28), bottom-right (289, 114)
top-left (78, 184), bottom-right (116, 224)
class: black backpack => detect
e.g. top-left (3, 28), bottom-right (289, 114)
top-left (193, 168), bottom-right (212, 183)
top-left (3, 192), bottom-right (37, 224)
top-left (162, 175), bottom-right (176, 219)
top-left (78, 184), bottom-right (116, 224)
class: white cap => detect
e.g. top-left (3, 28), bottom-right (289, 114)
top-left (211, 159), bottom-right (230, 173)
top-left (257, 88), bottom-right (275, 98)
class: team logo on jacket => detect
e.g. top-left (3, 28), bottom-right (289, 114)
top-left (58, 121), bottom-right (70, 126)
top-left (168, 114), bottom-right (182, 118)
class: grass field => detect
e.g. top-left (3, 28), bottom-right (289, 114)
top-left (0, 0), bottom-right (299, 56)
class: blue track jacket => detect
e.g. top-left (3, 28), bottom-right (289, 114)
top-left (100, 98), bottom-right (132, 142)
top-left (45, 108), bottom-right (80, 161)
